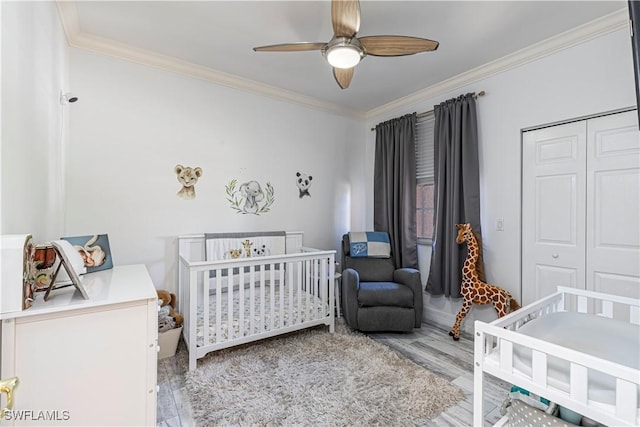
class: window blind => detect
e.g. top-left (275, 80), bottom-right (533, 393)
top-left (415, 111), bottom-right (435, 185)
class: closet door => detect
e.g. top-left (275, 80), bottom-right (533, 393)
top-left (586, 111), bottom-right (640, 300)
top-left (522, 122), bottom-right (587, 306)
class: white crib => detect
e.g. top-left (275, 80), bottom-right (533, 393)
top-left (178, 232), bottom-right (335, 371)
top-left (474, 287), bottom-right (639, 426)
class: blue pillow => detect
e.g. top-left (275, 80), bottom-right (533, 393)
top-left (349, 232), bottom-right (391, 258)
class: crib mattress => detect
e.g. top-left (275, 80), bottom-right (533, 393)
top-left (506, 311), bottom-right (639, 406)
top-left (195, 284), bottom-right (329, 346)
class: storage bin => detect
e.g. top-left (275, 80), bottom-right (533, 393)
top-left (158, 326), bottom-right (182, 360)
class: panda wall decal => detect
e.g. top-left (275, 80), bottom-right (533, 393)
top-left (174, 164), bottom-right (202, 200)
top-left (296, 172), bottom-right (313, 198)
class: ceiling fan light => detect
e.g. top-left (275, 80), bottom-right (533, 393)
top-left (326, 45), bottom-right (361, 69)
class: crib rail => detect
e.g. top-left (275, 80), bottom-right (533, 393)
top-left (473, 287), bottom-right (640, 427)
top-left (491, 286), bottom-right (640, 330)
top-left (179, 249), bottom-right (335, 371)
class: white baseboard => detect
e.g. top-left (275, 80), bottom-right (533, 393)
top-left (421, 296), bottom-right (498, 335)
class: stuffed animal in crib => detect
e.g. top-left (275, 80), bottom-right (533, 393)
top-left (241, 239), bottom-right (253, 257)
top-left (228, 249), bottom-right (242, 259)
top-left (157, 290), bottom-right (184, 329)
top-left (252, 244), bottom-right (271, 257)
top-left (449, 223), bottom-right (520, 341)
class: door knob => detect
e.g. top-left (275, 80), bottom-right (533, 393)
top-left (0, 376), bottom-right (19, 418)
top-left (552, 253), bottom-right (559, 259)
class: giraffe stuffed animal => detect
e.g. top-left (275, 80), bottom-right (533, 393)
top-left (241, 240), bottom-right (253, 258)
top-left (449, 223), bottom-right (520, 341)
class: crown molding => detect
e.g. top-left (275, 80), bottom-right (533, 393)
top-left (73, 31), bottom-right (365, 119)
top-left (56, 2), bottom-right (627, 122)
top-left (55, 1), bottom-right (365, 120)
top-left (56, 1), bottom-right (80, 42)
top-left (364, 7), bottom-right (630, 120)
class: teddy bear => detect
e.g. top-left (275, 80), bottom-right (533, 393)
top-left (157, 290), bottom-right (184, 332)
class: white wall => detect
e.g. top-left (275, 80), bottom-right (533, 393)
top-left (366, 27), bottom-right (637, 333)
top-left (1, 1), bottom-right (69, 242)
top-left (66, 49), bottom-right (365, 292)
top-left (3, 3), bottom-right (635, 330)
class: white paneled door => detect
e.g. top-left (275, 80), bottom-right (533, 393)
top-left (522, 121), bottom-right (587, 305)
top-left (586, 112), bottom-right (640, 300)
top-left (522, 110), bottom-right (640, 306)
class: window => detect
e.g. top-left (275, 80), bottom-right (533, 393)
top-left (415, 112), bottom-right (435, 244)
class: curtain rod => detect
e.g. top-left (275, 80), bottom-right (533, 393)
top-left (370, 91), bottom-right (485, 131)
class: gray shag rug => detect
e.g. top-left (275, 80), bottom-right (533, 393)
top-left (185, 321), bottom-right (465, 426)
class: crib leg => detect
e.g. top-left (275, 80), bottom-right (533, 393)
top-left (473, 368), bottom-right (485, 426)
top-left (473, 327), bottom-right (485, 427)
top-left (189, 352), bottom-right (197, 371)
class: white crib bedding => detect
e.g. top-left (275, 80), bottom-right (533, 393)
top-left (505, 311), bottom-right (640, 406)
top-left (195, 284), bottom-right (329, 347)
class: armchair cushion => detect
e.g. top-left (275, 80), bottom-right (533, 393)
top-left (358, 282), bottom-right (414, 308)
top-left (342, 234), bottom-right (395, 281)
top-left (344, 257), bottom-right (395, 282)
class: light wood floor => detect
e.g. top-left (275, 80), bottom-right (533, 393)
top-left (157, 320), bottom-right (509, 426)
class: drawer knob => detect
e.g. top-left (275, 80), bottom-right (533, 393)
top-left (0, 377), bottom-right (19, 418)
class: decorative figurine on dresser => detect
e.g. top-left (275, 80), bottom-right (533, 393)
top-left (1, 234), bottom-right (35, 312)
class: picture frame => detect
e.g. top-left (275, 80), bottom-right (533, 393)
top-left (60, 234), bottom-right (113, 273)
top-left (46, 240), bottom-right (89, 301)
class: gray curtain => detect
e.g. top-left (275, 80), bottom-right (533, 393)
top-left (374, 113), bottom-right (418, 269)
top-left (426, 94), bottom-right (484, 297)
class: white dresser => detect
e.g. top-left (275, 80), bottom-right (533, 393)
top-left (0, 264), bottom-right (157, 426)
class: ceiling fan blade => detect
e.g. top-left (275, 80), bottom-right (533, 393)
top-left (359, 35), bottom-right (439, 56)
top-left (331, 0), bottom-right (360, 38)
top-left (333, 67), bottom-right (354, 89)
top-left (253, 42), bottom-right (326, 52)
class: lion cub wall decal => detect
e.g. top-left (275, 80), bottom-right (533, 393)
top-left (175, 164), bottom-right (202, 200)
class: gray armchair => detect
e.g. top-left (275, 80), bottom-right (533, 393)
top-left (341, 233), bottom-right (422, 332)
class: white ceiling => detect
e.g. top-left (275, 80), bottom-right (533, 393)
top-left (61, 1), bottom-right (627, 116)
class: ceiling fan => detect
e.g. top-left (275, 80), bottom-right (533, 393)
top-left (253, 0), bottom-right (439, 89)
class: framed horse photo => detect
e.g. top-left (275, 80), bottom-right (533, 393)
top-left (60, 234), bottom-right (113, 273)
